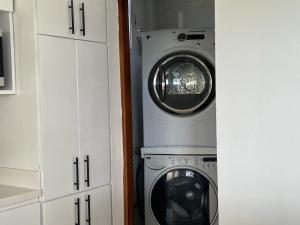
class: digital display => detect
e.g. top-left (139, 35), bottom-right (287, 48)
top-left (187, 34), bottom-right (205, 40)
top-left (203, 157), bottom-right (217, 162)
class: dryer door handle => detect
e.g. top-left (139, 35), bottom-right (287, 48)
top-left (159, 67), bottom-right (166, 102)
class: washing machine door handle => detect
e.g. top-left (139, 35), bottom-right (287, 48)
top-left (146, 164), bottom-right (167, 170)
top-left (158, 66), bottom-right (166, 102)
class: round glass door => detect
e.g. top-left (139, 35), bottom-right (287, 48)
top-left (149, 53), bottom-right (215, 115)
top-left (150, 169), bottom-right (218, 225)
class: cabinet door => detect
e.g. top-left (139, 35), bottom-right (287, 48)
top-left (77, 41), bottom-right (110, 190)
top-left (43, 194), bottom-right (80, 225)
top-left (77, 0), bottom-right (107, 42)
top-left (82, 185), bottom-right (112, 225)
top-left (39, 35), bottom-right (79, 201)
top-left (0, 0), bottom-right (13, 12)
top-left (0, 204), bottom-right (40, 225)
top-left (37, 0), bottom-right (78, 38)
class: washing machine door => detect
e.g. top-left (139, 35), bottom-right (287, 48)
top-left (149, 53), bottom-right (215, 115)
top-left (150, 169), bottom-right (218, 225)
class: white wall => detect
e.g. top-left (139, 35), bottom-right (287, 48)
top-left (216, 1), bottom-right (300, 224)
top-left (0, 0), bottom-right (39, 170)
top-left (145, 0), bottom-right (214, 30)
top-left (107, 1), bottom-right (125, 225)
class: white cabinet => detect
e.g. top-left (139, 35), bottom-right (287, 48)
top-left (38, 35), bottom-right (79, 201)
top-left (0, 0), bottom-right (13, 12)
top-left (38, 36), bottom-right (110, 200)
top-left (77, 41), bottom-right (110, 190)
top-left (37, 0), bottom-right (76, 38)
top-left (43, 185), bottom-right (111, 225)
top-left (83, 186), bottom-right (112, 225)
top-left (78, 0), bottom-right (107, 42)
top-left (42, 194), bottom-right (79, 225)
top-left (0, 0), bottom-right (112, 224)
top-left (0, 203), bottom-right (40, 225)
top-left (37, 0), bottom-right (106, 42)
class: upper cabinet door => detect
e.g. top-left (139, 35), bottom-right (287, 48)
top-left (77, 0), bottom-right (107, 42)
top-left (39, 35), bottom-right (79, 201)
top-left (37, 0), bottom-right (78, 38)
top-left (77, 41), bottom-right (110, 190)
top-left (0, 0), bottom-right (13, 12)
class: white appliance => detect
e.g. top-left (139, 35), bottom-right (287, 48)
top-left (143, 147), bottom-right (218, 225)
top-left (142, 29), bottom-right (216, 147)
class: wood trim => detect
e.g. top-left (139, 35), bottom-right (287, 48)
top-left (118, 1), bottom-right (134, 225)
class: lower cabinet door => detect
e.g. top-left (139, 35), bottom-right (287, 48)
top-left (0, 203), bottom-right (40, 225)
top-left (81, 185), bottom-right (112, 225)
top-left (43, 185), bottom-right (111, 225)
top-left (42, 194), bottom-right (81, 225)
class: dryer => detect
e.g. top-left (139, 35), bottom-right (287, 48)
top-left (143, 147), bottom-right (218, 225)
top-left (142, 29), bottom-right (216, 147)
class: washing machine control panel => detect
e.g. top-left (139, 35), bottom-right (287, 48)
top-left (145, 155), bottom-right (217, 172)
top-left (167, 155), bottom-right (217, 172)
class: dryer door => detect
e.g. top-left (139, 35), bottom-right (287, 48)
top-left (150, 169), bottom-right (218, 225)
top-left (148, 53), bottom-right (215, 115)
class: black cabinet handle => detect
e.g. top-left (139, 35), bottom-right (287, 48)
top-left (84, 155), bottom-right (90, 187)
top-left (74, 157), bottom-right (79, 190)
top-left (80, 3), bottom-right (86, 36)
top-left (86, 195), bottom-right (91, 225)
top-left (69, 0), bottom-right (75, 34)
top-left (75, 198), bottom-right (81, 225)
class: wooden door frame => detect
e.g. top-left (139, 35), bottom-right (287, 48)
top-left (118, 0), bottom-right (134, 225)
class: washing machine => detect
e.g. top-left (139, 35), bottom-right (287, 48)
top-left (142, 29), bottom-right (216, 147)
top-left (143, 147), bottom-right (218, 225)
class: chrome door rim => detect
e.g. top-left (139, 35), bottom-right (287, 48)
top-left (149, 165), bottom-right (218, 225)
top-left (152, 54), bottom-right (213, 115)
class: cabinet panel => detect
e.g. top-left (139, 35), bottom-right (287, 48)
top-left (39, 35), bottom-right (79, 200)
top-left (78, 0), bottom-right (107, 42)
top-left (0, 0), bottom-right (13, 12)
top-left (77, 41), bottom-right (110, 190)
top-left (42, 194), bottom-right (80, 225)
top-left (82, 185), bottom-right (112, 225)
top-left (37, 0), bottom-right (78, 38)
top-left (0, 203), bottom-right (40, 225)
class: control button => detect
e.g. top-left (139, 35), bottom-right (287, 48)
top-left (185, 158), bottom-right (188, 164)
top-left (177, 33), bottom-right (187, 42)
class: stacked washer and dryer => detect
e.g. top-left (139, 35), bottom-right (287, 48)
top-left (141, 29), bottom-right (218, 225)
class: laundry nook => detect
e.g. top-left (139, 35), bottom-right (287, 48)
top-left (0, 0), bottom-right (299, 225)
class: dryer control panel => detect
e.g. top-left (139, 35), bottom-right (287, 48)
top-left (177, 32), bottom-right (205, 42)
top-left (142, 29), bottom-right (215, 52)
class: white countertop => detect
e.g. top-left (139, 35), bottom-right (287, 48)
top-left (0, 184), bottom-right (41, 208)
top-left (0, 168), bottom-right (41, 209)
